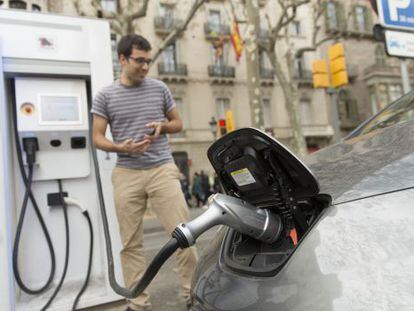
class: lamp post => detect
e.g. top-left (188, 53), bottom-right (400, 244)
top-left (209, 116), bottom-right (217, 140)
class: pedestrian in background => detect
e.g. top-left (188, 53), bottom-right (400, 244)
top-left (200, 170), bottom-right (210, 205)
top-left (180, 173), bottom-right (192, 207)
top-left (91, 34), bottom-right (197, 311)
top-left (191, 172), bottom-right (203, 207)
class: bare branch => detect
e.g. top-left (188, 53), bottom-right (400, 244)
top-left (268, 0), bottom-right (310, 49)
top-left (130, 0), bottom-right (150, 21)
top-left (90, 0), bottom-right (117, 19)
top-left (152, 0), bottom-right (207, 61)
top-left (109, 19), bottom-right (123, 36)
top-left (229, 0), bottom-right (246, 23)
top-left (73, 0), bottom-right (87, 16)
top-left (295, 0), bottom-right (355, 58)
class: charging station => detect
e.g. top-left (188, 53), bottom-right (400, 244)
top-left (0, 9), bottom-right (125, 311)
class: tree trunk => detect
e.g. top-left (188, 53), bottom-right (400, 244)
top-left (269, 51), bottom-right (307, 156)
top-left (245, 0), bottom-right (264, 130)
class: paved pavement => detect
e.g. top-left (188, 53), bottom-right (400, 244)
top-left (82, 206), bottom-right (214, 311)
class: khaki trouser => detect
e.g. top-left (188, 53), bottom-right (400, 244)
top-left (112, 162), bottom-right (198, 311)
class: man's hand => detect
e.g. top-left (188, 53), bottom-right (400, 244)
top-left (144, 122), bottom-right (163, 141)
top-left (118, 138), bottom-right (151, 155)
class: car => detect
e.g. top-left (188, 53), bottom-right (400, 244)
top-left (189, 90), bottom-right (414, 311)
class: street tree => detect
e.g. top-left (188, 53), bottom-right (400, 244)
top-left (259, 0), bottom-right (355, 155)
top-left (73, 0), bottom-right (207, 62)
top-left (233, 0), bottom-right (353, 155)
top-left (244, 0), bottom-right (264, 130)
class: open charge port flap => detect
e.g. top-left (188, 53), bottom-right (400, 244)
top-left (208, 128), bottom-right (331, 276)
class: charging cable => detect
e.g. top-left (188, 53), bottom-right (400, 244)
top-left (12, 136), bottom-right (57, 295)
top-left (63, 197), bottom-right (94, 311)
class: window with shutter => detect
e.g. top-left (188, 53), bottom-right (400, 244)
top-left (375, 45), bottom-right (387, 66)
top-left (355, 6), bottom-right (367, 32)
top-left (326, 2), bottom-right (338, 30)
top-left (216, 98), bottom-right (230, 120)
top-left (9, 0), bottom-right (27, 9)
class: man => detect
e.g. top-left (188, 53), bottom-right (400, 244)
top-left (91, 34), bottom-right (198, 311)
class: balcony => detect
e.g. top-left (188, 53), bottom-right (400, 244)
top-left (363, 64), bottom-right (404, 87)
top-left (348, 27), bottom-right (373, 38)
top-left (208, 65), bottom-right (235, 84)
top-left (154, 16), bottom-right (183, 36)
top-left (204, 22), bottom-right (231, 40)
top-left (363, 64), bottom-right (401, 79)
top-left (292, 69), bottom-right (313, 87)
top-left (259, 67), bottom-right (274, 86)
top-left (158, 62), bottom-right (188, 82)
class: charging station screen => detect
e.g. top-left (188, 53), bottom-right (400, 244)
top-left (39, 95), bottom-right (81, 123)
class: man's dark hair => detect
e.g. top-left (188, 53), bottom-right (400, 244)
top-left (117, 34), bottom-right (152, 58)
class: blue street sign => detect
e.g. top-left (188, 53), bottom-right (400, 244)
top-left (378, 0), bottom-right (414, 30)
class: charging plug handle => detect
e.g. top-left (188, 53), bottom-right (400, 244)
top-left (173, 193), bottom-right (283, 248)
top-left (22, 137), bottom-right (39, 165)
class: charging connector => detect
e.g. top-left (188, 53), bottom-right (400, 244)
top-left (22, 137), bottom-right (39, 166)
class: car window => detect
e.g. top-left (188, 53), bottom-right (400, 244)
top-left (349, 91), bottom-right (414, 138)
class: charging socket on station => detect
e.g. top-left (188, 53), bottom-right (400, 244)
top-left (47, 192), bottom-right (68, 207)
top-left (71, 137), bottom-right (86, 149)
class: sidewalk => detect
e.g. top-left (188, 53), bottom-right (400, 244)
top-left (143, 207), bottom-right (206, 234)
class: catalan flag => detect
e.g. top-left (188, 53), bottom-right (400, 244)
top-left (230, 21), bottom-right (243, 61)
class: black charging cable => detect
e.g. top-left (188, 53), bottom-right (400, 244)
top-left (12, 137), bottom-right (57, 295)
top-left (89, 114), bottom-right (180, 299)
top-left (40, 180), bottom-right (70, 311)
top-left (72, 209), bottom-right (94, 311)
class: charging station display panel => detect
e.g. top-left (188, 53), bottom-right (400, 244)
top-left (39, 95), bottom-right (82, 125)
top-left (14, 77), bottom-right (90, 180)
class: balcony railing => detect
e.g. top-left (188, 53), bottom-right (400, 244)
top-left (363, 64), bottom-right (401, 77)
top-left (204, 22), bottom-right (231, 38)
top-left (158, 62), bottom-right (188, 76)
top-left (154, 16), bottom-right (183, 35)
top-left (208, 65), bottom-right (235, 78)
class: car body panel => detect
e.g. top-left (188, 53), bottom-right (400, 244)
top-left (192, 188), bottom-right (414, 311)
top-left (306, 120), bottom-right (414, 204)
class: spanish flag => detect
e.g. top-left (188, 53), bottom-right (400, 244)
top-left (230, 21), bottom-right (243, 61)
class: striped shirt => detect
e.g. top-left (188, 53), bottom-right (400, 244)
top-left (91, 78), bottom-right (176, 169)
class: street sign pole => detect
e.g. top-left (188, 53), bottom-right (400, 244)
top-left (378, 0), bottom-right (414, 93)
top-left (400, 58), bottom-right (412, 93)
top-left (327, 88), bottom-right (341, 143)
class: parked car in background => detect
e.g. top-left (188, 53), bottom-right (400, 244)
top-left (190, 91), bottom-right (414, 311)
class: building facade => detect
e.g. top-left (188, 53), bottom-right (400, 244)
top-left (320, 0), bottom-right (414, 135)
top-left (1, 0), bottom-right (412, 179)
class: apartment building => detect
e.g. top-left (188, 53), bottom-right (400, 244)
top-left (320, 0), bottom-right (413, 134)
top-left (2, 0), bottom-right (410, 178)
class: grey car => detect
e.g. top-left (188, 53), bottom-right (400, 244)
top-left (190, 91), bottom-right (414, 311)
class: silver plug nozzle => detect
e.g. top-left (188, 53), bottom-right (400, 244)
top-left (175, 193), bottom-right (283, 247)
